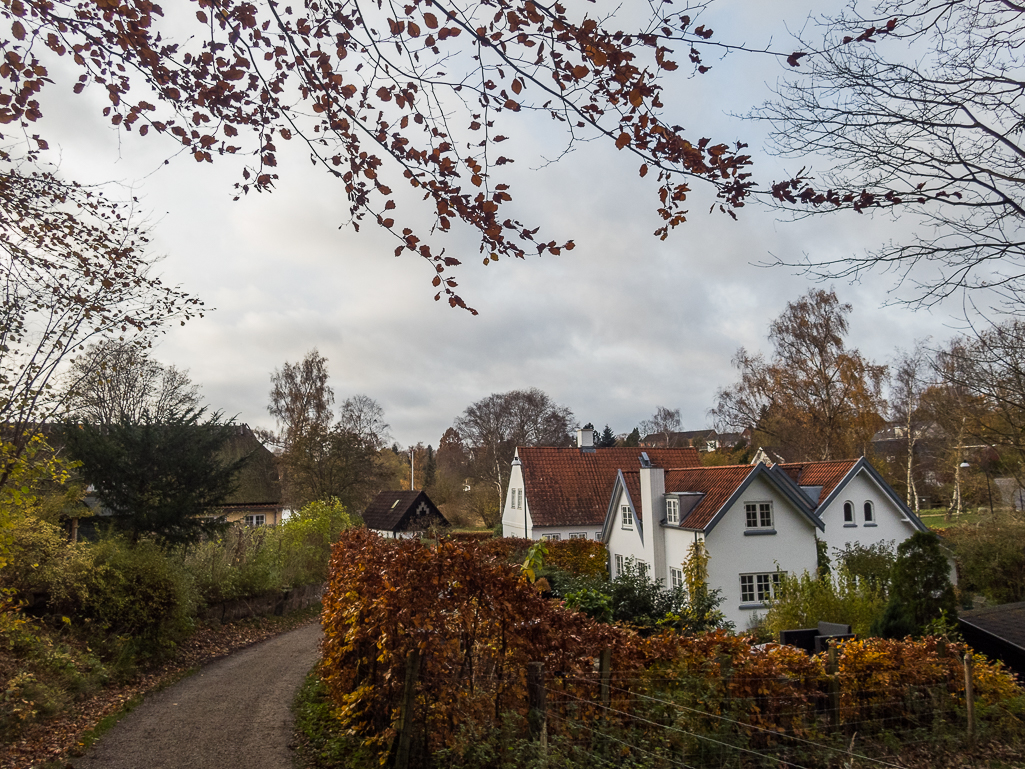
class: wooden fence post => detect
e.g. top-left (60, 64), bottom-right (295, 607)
top-left (599, 649), bottom-right (612, 708)
top-left (394, 648), bottom-right (421, 769)
top-left (964, 652), bottom-right (976, 742)
top-left (527, 661), bottom-right (548, 756)
top-left (827, 643), bottom-right (840, 730)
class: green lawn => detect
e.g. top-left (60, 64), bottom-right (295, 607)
top-left (917, 507), bottom-right (993, 529)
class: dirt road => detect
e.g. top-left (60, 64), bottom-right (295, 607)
top-left (72, 621), bottom-right (322, 769)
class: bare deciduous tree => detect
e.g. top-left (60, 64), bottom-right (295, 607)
top-left (454, 388), bottom-right (574, 521)
top-left (61, 340), bottom-right (201, 423)
top-left (759, 0), bottom-right (1025, 312)
top-left (338, 394), bottom-right (391, 451)
top-left (640, 406), bottom-right (682, 447)
top-left (0, 158), bottom-right (199, 488)
top-left (266, 349), bottom-right (334, 452)
top-left (890, 343), bottom-right (931, 512)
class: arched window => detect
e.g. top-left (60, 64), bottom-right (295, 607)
top-left (864, 501), bottom-right (875, 523)
top-left (843, 501), bottom-right (854, 523)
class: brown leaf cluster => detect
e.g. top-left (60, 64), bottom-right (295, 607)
top-left (0, 0), bottom-right (757, 311)
top-left (320, 532), bottom-right (1023, 761)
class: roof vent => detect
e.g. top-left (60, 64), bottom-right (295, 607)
top-left (639, 452), bottom-right (651, 468)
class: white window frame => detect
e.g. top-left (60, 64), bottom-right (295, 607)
top-left (569, 532), bottom-right (586, 540)
top-left (244, 514), bottom-right (266, 527)
top-left (541, 533), bottom-right (561, 541)
top-left (621, 505), bottom-right (634, 529)
top-left (615, 554), bottom-right (624, 576)
top-left (594, 531), bottom-right (602, 540)
top-left (666, 497), bottom-right (679, 525)
top-left (670, 567), bottom-right (684, 590)
top-left (740, 572), bottom-right (784, 604)
top-left (744, 501), bottom-right (773, 529)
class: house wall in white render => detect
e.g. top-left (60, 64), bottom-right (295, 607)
top-left (818, 470), bottom-right (921, 555)
top-left (606, 485), bottom-right (648, 577)
top-left (699, 475), bottom-right (819, 630)
top-left (501, 460), bottom-right (530, 538)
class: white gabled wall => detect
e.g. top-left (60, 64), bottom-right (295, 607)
top-left (700, 474), bottom-right (818, 631)
top-left (605, 485), bottom-right (646, 577)
top-left (501, 458), bottom-right (531, 538)
top-left (818, 470), bottom-right (921, 555)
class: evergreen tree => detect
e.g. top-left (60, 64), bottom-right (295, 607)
top-left (872, 532), bottom-right (956, 638)
top-left (598, 425), bottom-right (617, 448)
top-left (62, 408), bottom-right (248, 546)
top-left (624, 428), bottom-right (641, 447)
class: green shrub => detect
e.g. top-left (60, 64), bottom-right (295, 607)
top-left (278, 497), bottom-right (359, 586)
top-left (45, 536), bottom-right (196, 660)
top-left (184, 498), bottom-right (358, 604)
top-left (833, 540), bottom-right (896, 594)
top-left (762, 567), bottom-right (886, 638)
top-left (184, 525), bottom-right (282, 604)
top-left (562, 548), bottom-right (729, 635)
top-left (944, 513), bottom-right (1025, 605)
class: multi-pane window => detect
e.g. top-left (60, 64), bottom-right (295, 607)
top-left (569, 532), bottom-right (586, 540)
top-left (615, 554), bottom-right (625, 576)
top-left (745, 502), bottom-right (773, 529)
top-left (244, 514), bottom-right (266, 527)
top-left (670, 567), bottom-right (684, 590)
top-left (740, 572), bottom-right (783, 603)
top-left (843, 501), bottom-right (855, 523)
top-left (594, 532), bottom-right (602, 540)
top-left (511, 488), bottom-right (524, 509)
top-left (621, 505), bottom-right (634, 529)
top-left (666, 497), bottom-right (680, 524)
top-left (542, 533), bottom-right (561, 541)
top-left (864, 501), bottom-right (875, 522)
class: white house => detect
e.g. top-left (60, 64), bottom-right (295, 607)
top-left (601, 455), bottom-right (929, 629)
top-left (776, 458), bottom-right (929, 552)
top-left (501, 428), bottom-right (702, 540)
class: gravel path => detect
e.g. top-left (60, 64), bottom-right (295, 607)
top-left (73, 622), bottom-right (322, 769)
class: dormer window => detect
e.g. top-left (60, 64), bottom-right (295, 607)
top-left (666, 497), bottom-right (679, 524)
top-left (621, 505), bottom-right (634, 529)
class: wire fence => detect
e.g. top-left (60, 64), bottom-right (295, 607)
top-left (405, 650), bottom-right (1004, 769)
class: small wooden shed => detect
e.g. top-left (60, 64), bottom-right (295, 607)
top-left (362, 490), bottom-right (447, 539)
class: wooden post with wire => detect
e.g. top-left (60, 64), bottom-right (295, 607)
top-left (599, 648), bottom-right (612, 708)
top-left (394, 647), bottom-right (421, 769)
top-left (527, 661), bottom-right (548, 761)
top-left (964, 652), bottom-right (976, 742)
top-left (827, 643), bottom-right (840, 730)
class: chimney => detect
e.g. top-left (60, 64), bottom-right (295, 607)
top-left (577, 428), bottom-right (595, 451)
top-left (639, 461), bottom-right (666, 584)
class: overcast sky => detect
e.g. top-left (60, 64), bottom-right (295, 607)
top-left (39, 0), bottom-right (973, 448)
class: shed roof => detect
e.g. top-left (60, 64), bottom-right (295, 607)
top-left (363, 489), bottom-right (445, 531)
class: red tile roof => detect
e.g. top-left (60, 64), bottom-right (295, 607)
top-left (777, 460), bottom-right (858, 504)
top-left (519, 446), bottom-right (701, 527)
top-left (662, 465), bottom-right (759, 530)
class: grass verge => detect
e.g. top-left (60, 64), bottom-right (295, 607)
top-left (292, 670), bottom-right (374, 769)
